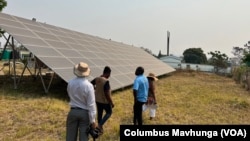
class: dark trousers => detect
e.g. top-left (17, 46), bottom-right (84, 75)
top-left (133, 101), bottom-right (145, 125)
top-left (66, 108), bottom-right (89, 141)
top-left (96, 102), bottom-right (112, 126)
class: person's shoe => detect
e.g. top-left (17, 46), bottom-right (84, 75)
top-left (150, 117), bottom-right (153, 120)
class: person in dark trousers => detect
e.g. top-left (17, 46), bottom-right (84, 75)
top-left (133, 66), bottom-right (149, 125)
top-left (66, 62), bottom-right (97, 141)
top-left (91, 66), bottom-right (114, 134)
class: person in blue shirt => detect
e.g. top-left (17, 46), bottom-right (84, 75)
top-left (133, 66), bottom-right (149, 125)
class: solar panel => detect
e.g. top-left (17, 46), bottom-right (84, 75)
top-left (0, 12), bottom-right (175, 91)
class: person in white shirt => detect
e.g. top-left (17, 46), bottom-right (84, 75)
top-left (66, 62), bottom-right (97, 141)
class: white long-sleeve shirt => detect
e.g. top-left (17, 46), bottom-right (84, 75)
top-left (67, 77), bottom-right (96, 123)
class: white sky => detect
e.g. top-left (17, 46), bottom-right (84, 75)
top-left (1, 0), bottom-right (250, 58)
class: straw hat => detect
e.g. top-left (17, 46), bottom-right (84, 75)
top-left (74, 62), bottom-right (90, 77)
top-left (147, 73), bottom-right (158, 81)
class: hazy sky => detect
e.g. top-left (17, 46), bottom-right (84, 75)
top-left (1, 0), bottom-right (250, 57)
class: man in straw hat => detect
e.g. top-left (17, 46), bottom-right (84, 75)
top-left (66, 62), bottom-right (97, 141)
top-left (143, 72), bottom-right (158, 120)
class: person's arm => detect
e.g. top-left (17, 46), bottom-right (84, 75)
top-left (90, 78), bottom-right (96, 89)
top-left (90, 78), bottom-right (95, 85)
top-left (133, 89), bottom-right (137, 104)
top-left (151, 81), bottom-right (157, 104)
top-left (133, 79), bottom-right (138, 104)
top-left (104, 81), bottom-right (114, 108)
top-left (87, 84), bottom-right (97, 129)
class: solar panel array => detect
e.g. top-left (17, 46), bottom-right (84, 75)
top-left (0, 12), bottom-right (175, 90)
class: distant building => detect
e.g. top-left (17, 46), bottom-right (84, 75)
top-left (159, 55), bottom-right (183, 69)
top-left (159, 55), bottom-right (232, 74)
top-left (160, 55), bottom-right (182, 63)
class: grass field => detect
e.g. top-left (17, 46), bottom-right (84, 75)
top-left (0, 70), bottom-right (250, 141)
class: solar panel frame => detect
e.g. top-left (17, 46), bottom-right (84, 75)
top-left (0, 12), bottom-right (176, 91)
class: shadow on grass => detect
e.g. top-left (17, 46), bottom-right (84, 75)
top-left (0, 75), bottom-right (69, 101)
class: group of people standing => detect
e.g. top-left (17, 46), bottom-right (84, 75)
top-left (65, 62), bottom-right (158, 141)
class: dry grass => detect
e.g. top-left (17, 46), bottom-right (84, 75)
top-left (0, 69), bottom-right (250, 141)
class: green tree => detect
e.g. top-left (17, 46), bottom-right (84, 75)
top-left (157, 50), bottom-right (162, 58)
top-left (140, 47), bottom-right (157, 57)
top-left (208, 50), bottom-right (229, 73)
top-left (183, 48), bottom-right (207, 64)
top-left (232, 46), bottom-right (244, 60)
top-left (0, 0), bottom-right (7, 36)
top-left (0, 0), bottom-right (7, 11)
top-left (232, 41), bottom-right (250, 65)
